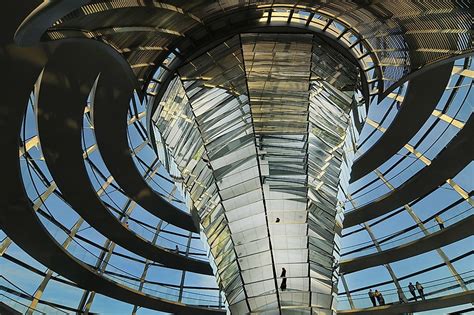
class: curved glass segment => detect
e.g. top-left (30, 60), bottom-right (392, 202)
top-left (1, 1), bottom-right (472, 314)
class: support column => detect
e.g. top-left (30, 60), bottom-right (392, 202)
top-left (178, 231), bottom-right (193, 302)
top-left (131, 219), bottom-right (163, 315)
top-left (340, 274), bottom-right (355, 309)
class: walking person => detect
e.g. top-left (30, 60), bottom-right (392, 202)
top-left (375, 290), bottom-right (385, 305)
top-left (416, 281), bottom-right (425, 300)
top-left (175, 245), bottom-right (179, 254)
top-left (280, 267), bottom-right (287, 291)
top-left (434, 216), bottom-right (445, 230)
top-left (368, 289), bottom-right (377, 307)
top-left (408, 282), bottom-right (417, 301)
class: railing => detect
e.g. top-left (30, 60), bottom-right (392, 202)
top-left (0, 276), bottom-right (68, 314)
top-left (337, 271), bottom-right (474, 310)
top-left (0, 294), bottom-right (45, 315)
top-left (340, 209), bottom-right (473, 258)
top-left (39, 216), bottom-right (223, 308)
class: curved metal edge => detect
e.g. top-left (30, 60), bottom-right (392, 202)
top-left (379, 50), bottom-right (474, 102)
top-left (13, 1), bottom-right (144, 100)
top-left (14, 0), bottom-right (91, 46)
top-left (92, 64), bottom-right (199, 233)
top-left (35, 40), bottom-right (211, 274)
top-left (0, 22), bottom-right (221, 312)
top-left (340, 215), bottom-right (474, 274)
top-left (140, 3), bottom-right (379, 94)
top-left (344, 115), bottom-right (474, 228)
top-left (349, 61), bottom-right (454, 183)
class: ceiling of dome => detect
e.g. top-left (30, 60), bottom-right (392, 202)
top-left (34, 0), bottom-right (472, 98)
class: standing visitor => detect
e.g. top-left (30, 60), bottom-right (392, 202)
top-left (434, 216), bottom-right (445, 230)
top-left (280, 267), bottom-right (287, 291)
top-left (375, 290), bottom-right (385, 305)
top-left (368, 289), bottom-right (377, 307)
top-left (408, 282), bottom-right (417, 301)
top-left (416, 281), bottom-right (425, 300)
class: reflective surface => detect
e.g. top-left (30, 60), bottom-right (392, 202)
top-left (153, 33), bottom-right (362, 314)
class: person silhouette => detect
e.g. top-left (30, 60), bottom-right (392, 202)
top-left (375, 290), bottom-right (385, 305)
top-left (416, 281), bottom-right (425, 300)
top-left (368, 289), bottom-right (377, 307)
top-left (434, 216), bottom-right (445, 230)
top-left (280, 267), bottom-right (287, 291)
top-left (408, 282), bottom-right (417, 301)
